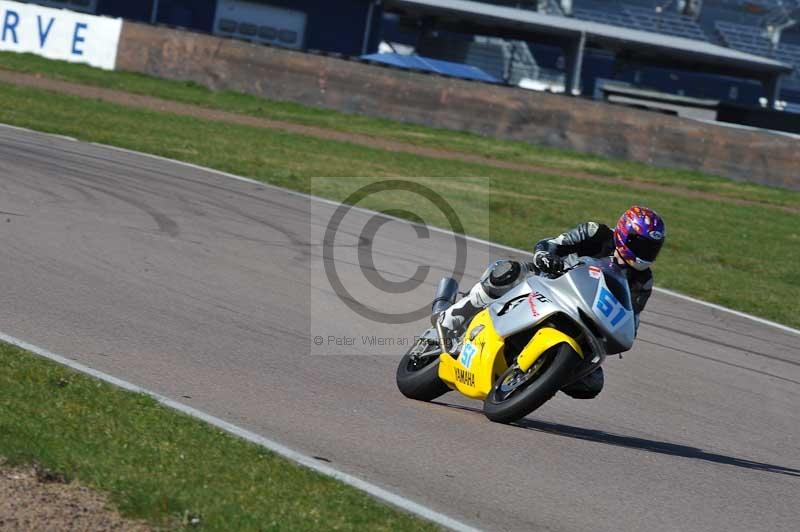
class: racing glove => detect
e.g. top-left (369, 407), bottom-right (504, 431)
top-left (533, 250), bottom-right (564, 275)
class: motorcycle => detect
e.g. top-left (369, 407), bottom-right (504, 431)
top-left (396, 257), bottom-right (636, 423)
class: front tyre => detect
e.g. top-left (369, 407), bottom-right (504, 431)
top-left (483, 343), bottom-right (581, 423)
top-left (396, 337), bottom-right (450, 402)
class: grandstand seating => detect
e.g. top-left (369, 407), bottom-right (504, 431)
top-left (567, 2), bottom-right (800, 78)
top-left (572, 5), bottom-right (635, 27)
top-left (568, 2), bottom-right (709, 41)
top-left (714, 20), bottom-right (800, 78)
top-left (775, 43), bottom-right (800, 76)
top-left (732, 0), bottom-right (777, 8)
top-left (384, 0), bottom-right (800, 103)
top-left (715, 21), bottom-right (774, 55)
top-left (623, 5), bottom-right (709, 40)
top-left (418, 1), bottom-right (796, 95)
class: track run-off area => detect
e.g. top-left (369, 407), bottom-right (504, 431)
top-left (1, 125), bottom-right (799, 532)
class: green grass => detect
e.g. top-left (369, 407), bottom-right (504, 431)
top-left (1, 51), bottom-right (798, 210)
top-left (0, 341), bottom-right (438, 531)
top-left (0, 78), bottom-right (797, 329)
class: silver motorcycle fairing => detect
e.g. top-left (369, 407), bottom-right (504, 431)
top-left (484, 257), bottom-right (636, 357)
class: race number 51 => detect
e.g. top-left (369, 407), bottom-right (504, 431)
top-left (595, 287), bottom-right (628, 329)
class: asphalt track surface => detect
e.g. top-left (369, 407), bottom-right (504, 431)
top-left (1, 126), bottom-right (799, 532)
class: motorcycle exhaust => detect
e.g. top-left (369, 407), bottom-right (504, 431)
top-left (430, 277), bottom-right (459, 326)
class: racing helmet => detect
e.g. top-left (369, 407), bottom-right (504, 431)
top-left (613, 206), bottom-right (665, 271)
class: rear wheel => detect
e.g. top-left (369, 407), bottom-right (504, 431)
top-left (483, 343), bottom-right (581, 423)
top-left (396, 336), bottom-right (450, 402)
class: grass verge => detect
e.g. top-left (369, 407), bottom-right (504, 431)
top-left (0, 77), bottom-right (797, 328)
top-left (0, 341), bottom-right (438, 531)
top-left (1, 51), bottom-right (797, 209)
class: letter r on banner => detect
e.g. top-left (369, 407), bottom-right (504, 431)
top-left (2, 9), bottom-right (18, 43)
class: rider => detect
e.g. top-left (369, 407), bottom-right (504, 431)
top-left (438, 205), bottom-right (666, 399)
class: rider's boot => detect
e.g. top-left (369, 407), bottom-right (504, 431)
top-left (437, 259), bottom-right (530, 339)
top-left (438, 282), bottom-right (493, 338)
top-left (561, 366), bottom-right (604, 399)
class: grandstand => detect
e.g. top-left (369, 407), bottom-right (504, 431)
top-left (381, 0), bottom-right (789, 105)
top-left (13, 0), bottom-right (800, 119)
top-left (571, 3), bottom-right (709, 41)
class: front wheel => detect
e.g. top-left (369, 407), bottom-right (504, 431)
top-left (396, 336), bottom-right (450, 402)
top-left (483, 343), bottom-right (581, 423)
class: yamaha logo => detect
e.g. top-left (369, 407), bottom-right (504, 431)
top-left (649, 230), bottom-right (664, 240)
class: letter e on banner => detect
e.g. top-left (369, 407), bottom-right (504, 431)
top-left (72, 21), bottom-right (86, 55)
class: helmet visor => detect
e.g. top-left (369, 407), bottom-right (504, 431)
top-left (626, 233), bottom-right (663, 262)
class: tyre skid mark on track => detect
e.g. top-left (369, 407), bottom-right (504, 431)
top-left (637, 338), bottom-right (800, 386)
top-left (73, 134), bottom-right (800, 339)
top-left (643, 308), bottom-right (800, 352)
top-left (641, 320), bottom-right (800, 367)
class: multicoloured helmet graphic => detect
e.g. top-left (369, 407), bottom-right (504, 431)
top-left (613, 206), bottom-right (666, 271)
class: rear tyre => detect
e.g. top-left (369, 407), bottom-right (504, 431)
top-left (396, 338), bottom-right (450, 402)
top-left (483, 343), bottom-right (581, 424)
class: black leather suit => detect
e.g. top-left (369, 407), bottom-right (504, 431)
top-left (441, 222), bottom-right (655, 399)
top-left (534, 222), bottom-right (654, 321)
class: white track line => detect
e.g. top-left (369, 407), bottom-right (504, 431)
top-left (0, 330), bottom-right (481, 532)
top-left (0, 122), bottom-right (78, 142)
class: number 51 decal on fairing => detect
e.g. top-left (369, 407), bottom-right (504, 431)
top-left (459, 342), bottom-right (477, 369)
top-left (592, 275), bottom-right (632, 331)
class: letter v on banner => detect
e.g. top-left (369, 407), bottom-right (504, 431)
top-left (0, 0), bottom-right (121, 70)
top-left (37, 14), bottom-right (53, 47)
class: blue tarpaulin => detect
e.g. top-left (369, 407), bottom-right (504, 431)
top-left (361, 53), bottom-right (501, 83)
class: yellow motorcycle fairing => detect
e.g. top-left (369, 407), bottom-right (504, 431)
top-left (438, 311), bottom-right (584, 400)
top-left (516, 327), bottom-right (583, 372)
top-left (438, 310), bottom-right (507, 399)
